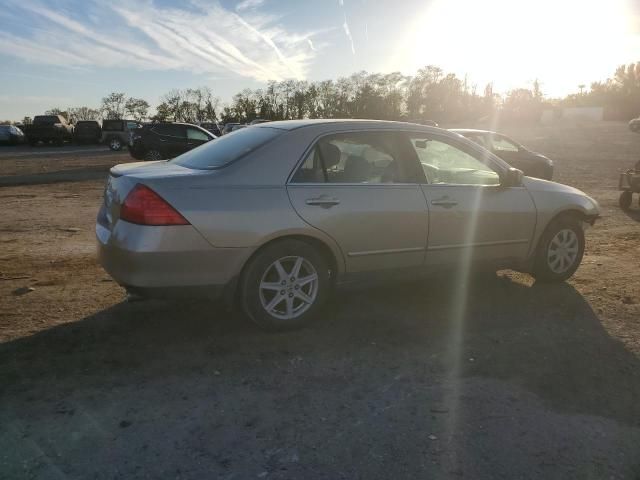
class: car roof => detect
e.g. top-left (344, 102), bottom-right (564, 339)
top-left (254, 118), bottom-right (446, 132)
top-left (449, 128), bottom-right (495, 134)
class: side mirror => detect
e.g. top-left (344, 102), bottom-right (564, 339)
top-left (502, 167), bottom-right (524, 187)
top-left (415, 140), bottom-right (428, 149)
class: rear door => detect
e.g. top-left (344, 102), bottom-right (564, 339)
top-left (287, 131), bottom-right (429, 273)
top-left (151, 124), bottom-right (187, 158)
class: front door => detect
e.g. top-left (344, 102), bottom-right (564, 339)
top-left (407, 133), bottom-right (537, 267)
top-left (489, 133), bottom-right (527, 171)
top-left (287, 131), bottom-right (429, 273)
top-left (152, 124), bottom-right (187, 158)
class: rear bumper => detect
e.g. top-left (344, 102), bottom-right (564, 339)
top-left (96, 211), bottom-right (251, 299)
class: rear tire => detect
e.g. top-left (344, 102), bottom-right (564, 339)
top-left (531, 216), bottom-right (585, 283)
top-left (241, 240), bottom-right (330, 331)
top-left (619, 191), bottom-right (632, 210)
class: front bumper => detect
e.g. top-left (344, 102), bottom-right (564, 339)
top-left (96, 210), bottom-right (251, 299)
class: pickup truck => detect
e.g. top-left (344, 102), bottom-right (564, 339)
top-left (23, 115), bottom-right (74, 146)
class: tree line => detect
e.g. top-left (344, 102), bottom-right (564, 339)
top-left (9, 62), bottom-right (640, 126)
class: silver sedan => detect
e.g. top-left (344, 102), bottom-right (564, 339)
top-left (97, 120), bottom-right (600, 330)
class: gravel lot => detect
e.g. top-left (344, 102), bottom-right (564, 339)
top-left (0, 121), bottom-right (639, 479)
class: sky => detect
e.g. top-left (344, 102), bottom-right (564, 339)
top-left (1, 0), bottom-right (639, 121)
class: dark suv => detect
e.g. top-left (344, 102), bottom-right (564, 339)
top-left (129, 123), bottom-right (216, 161)
top-left (199, 122), bottom-right (222, 136)
top-left (73, 120), bottom-right (102, 144)
top-left (102, 119), bottom-right (141, 151)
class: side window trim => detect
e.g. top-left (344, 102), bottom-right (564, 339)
top-left (288, 129), bottom-right (424, 185)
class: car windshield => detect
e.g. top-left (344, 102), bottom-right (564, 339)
top-left (171, 126), bottom-right (283, 170)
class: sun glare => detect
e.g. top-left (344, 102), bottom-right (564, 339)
top-left (393, 0), bottom-right (635, 96)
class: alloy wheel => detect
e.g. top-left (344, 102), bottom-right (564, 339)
top-left (259, 256), bottom-right (319, 320)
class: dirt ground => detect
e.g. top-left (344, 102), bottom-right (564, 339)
top-left (0, 122), bottom-right (639, 479)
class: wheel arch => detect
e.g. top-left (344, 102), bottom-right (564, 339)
top-left (228, 232), bottom-right (344, 308)
top-left (530, 208), bottom-right (592, 260)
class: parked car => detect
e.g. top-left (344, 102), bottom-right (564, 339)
top-left (22, 115), bottom-right (74, 146)
top-left (249, 119), bottom-right (270, 125)
top-left (450, 129), bottom-right (554, 180)
top-left (199, 122), bottom-right (222, 136)
top-left (231, 124), bottom-right (247, 132)
top-left (102, 119), bottom-right (141, 151)
top-left (128, 122), bottom-right (216, 161)
top-left (0, 125), bottom-right (26, 145)
top-left (222, 122), bottom-right (241, 135)
top-left (629, 117), bottom-right (640, 133)
top-left (73, 120), bottom-right (102, 144)
top-left (98, 120), bottom-right (599, 331)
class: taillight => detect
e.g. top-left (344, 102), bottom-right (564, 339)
top-left (120, 184), bottom-right (189, 226)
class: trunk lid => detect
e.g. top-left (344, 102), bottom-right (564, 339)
top-left (100, 161), bottom-right (211, 230)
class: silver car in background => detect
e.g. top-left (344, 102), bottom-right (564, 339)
top-left (0, 125), bottom-right (26, 145)
top-left (97, 120), bottom-right (600, 330)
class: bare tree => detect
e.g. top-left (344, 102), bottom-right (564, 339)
top-left (101, 92), bottom-right (127, 119)
top-left (125, 98), bottom-right (150, 122)
top-left (69, 106), bottom-right (100, 121)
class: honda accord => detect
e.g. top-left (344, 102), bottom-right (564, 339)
top-left (97, 120), bottom-right (599, 330)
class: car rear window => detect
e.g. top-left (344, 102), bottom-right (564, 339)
top-left (171, 126), bottom-right (283, 170)
top-left (33, 116), bottom-right (60, 125)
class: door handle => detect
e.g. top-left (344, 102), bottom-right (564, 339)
top-left (306, 196), bottom-right (340, 207)
top-left (431, 197), bottom-right (458, 208)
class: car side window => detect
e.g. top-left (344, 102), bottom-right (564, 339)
top-left (153, 124), bottom-right (185, 138)
top-left (410, 136), bottom-right (500, 186)
top-left (291, 132), bottom-right (409, 184)
top-left (491, 135), bottom-right (519, 152)
top-left (187, 128), bottom-right (210, 141)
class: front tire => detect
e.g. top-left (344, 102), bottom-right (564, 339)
top-left (619, 191), bottom-right (632, 210)
top-left (108, 137), bottom-right (123, 151)
top-left (144, 149), bottom-right (163, 161)
top-left (532, 216), bottom-right (585, 283)
top-left (241, 240), bottom-right (330, 331)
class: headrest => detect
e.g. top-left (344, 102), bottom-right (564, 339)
top-left (318, 142), bottom-right (341, 169)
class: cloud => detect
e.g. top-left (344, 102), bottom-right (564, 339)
top-left (237, 0), bottom-right (265, 11)
top-left (342, 13), bottom-right (355, 55)
top-left (0, 0), bottom-right (317, 82)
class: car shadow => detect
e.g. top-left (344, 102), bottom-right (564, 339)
top-left (3, 273), bottom-right (640, 477)
top-left (2, 273), bottom-right (638, 428)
